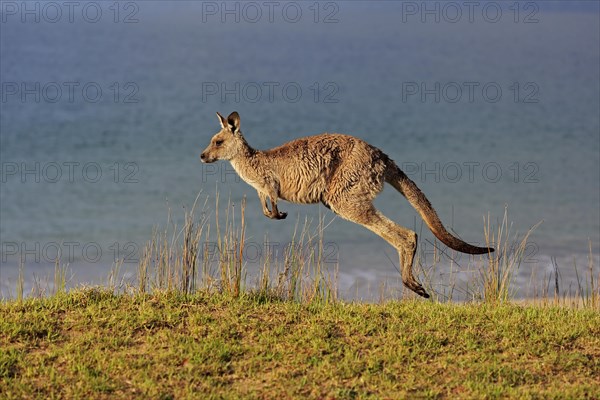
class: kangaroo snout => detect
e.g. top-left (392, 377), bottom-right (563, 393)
top-left (200, 151), bottom-right (215, 163)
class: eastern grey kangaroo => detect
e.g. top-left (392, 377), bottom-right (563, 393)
top-left (200, 112), bottom-right (493, 298)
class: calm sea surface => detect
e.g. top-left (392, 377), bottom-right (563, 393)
top-left (1, 2), bottom-right (599, 299)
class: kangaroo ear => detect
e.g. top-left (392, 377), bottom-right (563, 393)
top-left (216, 112), bottom-right (228, 129)
top-left (227, 111), bottom-right (241, 134)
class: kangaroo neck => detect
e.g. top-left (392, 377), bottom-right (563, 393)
top-left (229, 141), bottom-right (259, 176)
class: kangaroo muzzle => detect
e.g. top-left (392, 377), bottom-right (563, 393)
top-left (200, 151), bottom-right (216, 163)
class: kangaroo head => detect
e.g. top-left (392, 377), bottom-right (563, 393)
top-left (200, 111), bottom-right (245, 163)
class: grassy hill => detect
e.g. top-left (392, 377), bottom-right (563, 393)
top-left (1, 289), bottom-right (599, 399)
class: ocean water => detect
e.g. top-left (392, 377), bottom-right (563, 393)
top-left (1, 2), bottom-right (599, 300)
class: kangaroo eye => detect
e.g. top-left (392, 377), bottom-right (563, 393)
top-left (215, 140), bottom-right (224, 146)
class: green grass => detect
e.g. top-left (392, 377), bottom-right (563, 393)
top-left (3, 196), bottom-right (598, 398)
top-left (1, 288), bottom-right (599, 399)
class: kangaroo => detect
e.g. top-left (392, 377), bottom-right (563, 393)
top-left (200, 111), bottom-right (494, 298)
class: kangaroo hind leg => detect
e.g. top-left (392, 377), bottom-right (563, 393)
top-left (333, 202), bottom-right (429, 298)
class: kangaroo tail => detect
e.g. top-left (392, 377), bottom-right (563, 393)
top-left (386, 165), bottom-right (494, 255)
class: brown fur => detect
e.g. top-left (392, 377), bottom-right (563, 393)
top-left (201, 112), bottom-right (494, 298)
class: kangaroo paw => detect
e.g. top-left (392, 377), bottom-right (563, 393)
top-left (415, 287), bottom-right (430, 299)
top-left (404, 280), bottom-right (430, 299)
top-left (267, 211), bottom-right (287, 220)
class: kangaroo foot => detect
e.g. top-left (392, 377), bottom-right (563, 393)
top-left (403, 280), bottom-right (430, 299)
top-left (268, 211), bottom-right (287, 220)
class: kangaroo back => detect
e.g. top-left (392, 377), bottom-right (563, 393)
top-left (386, 165), bottom-right (493, 255)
